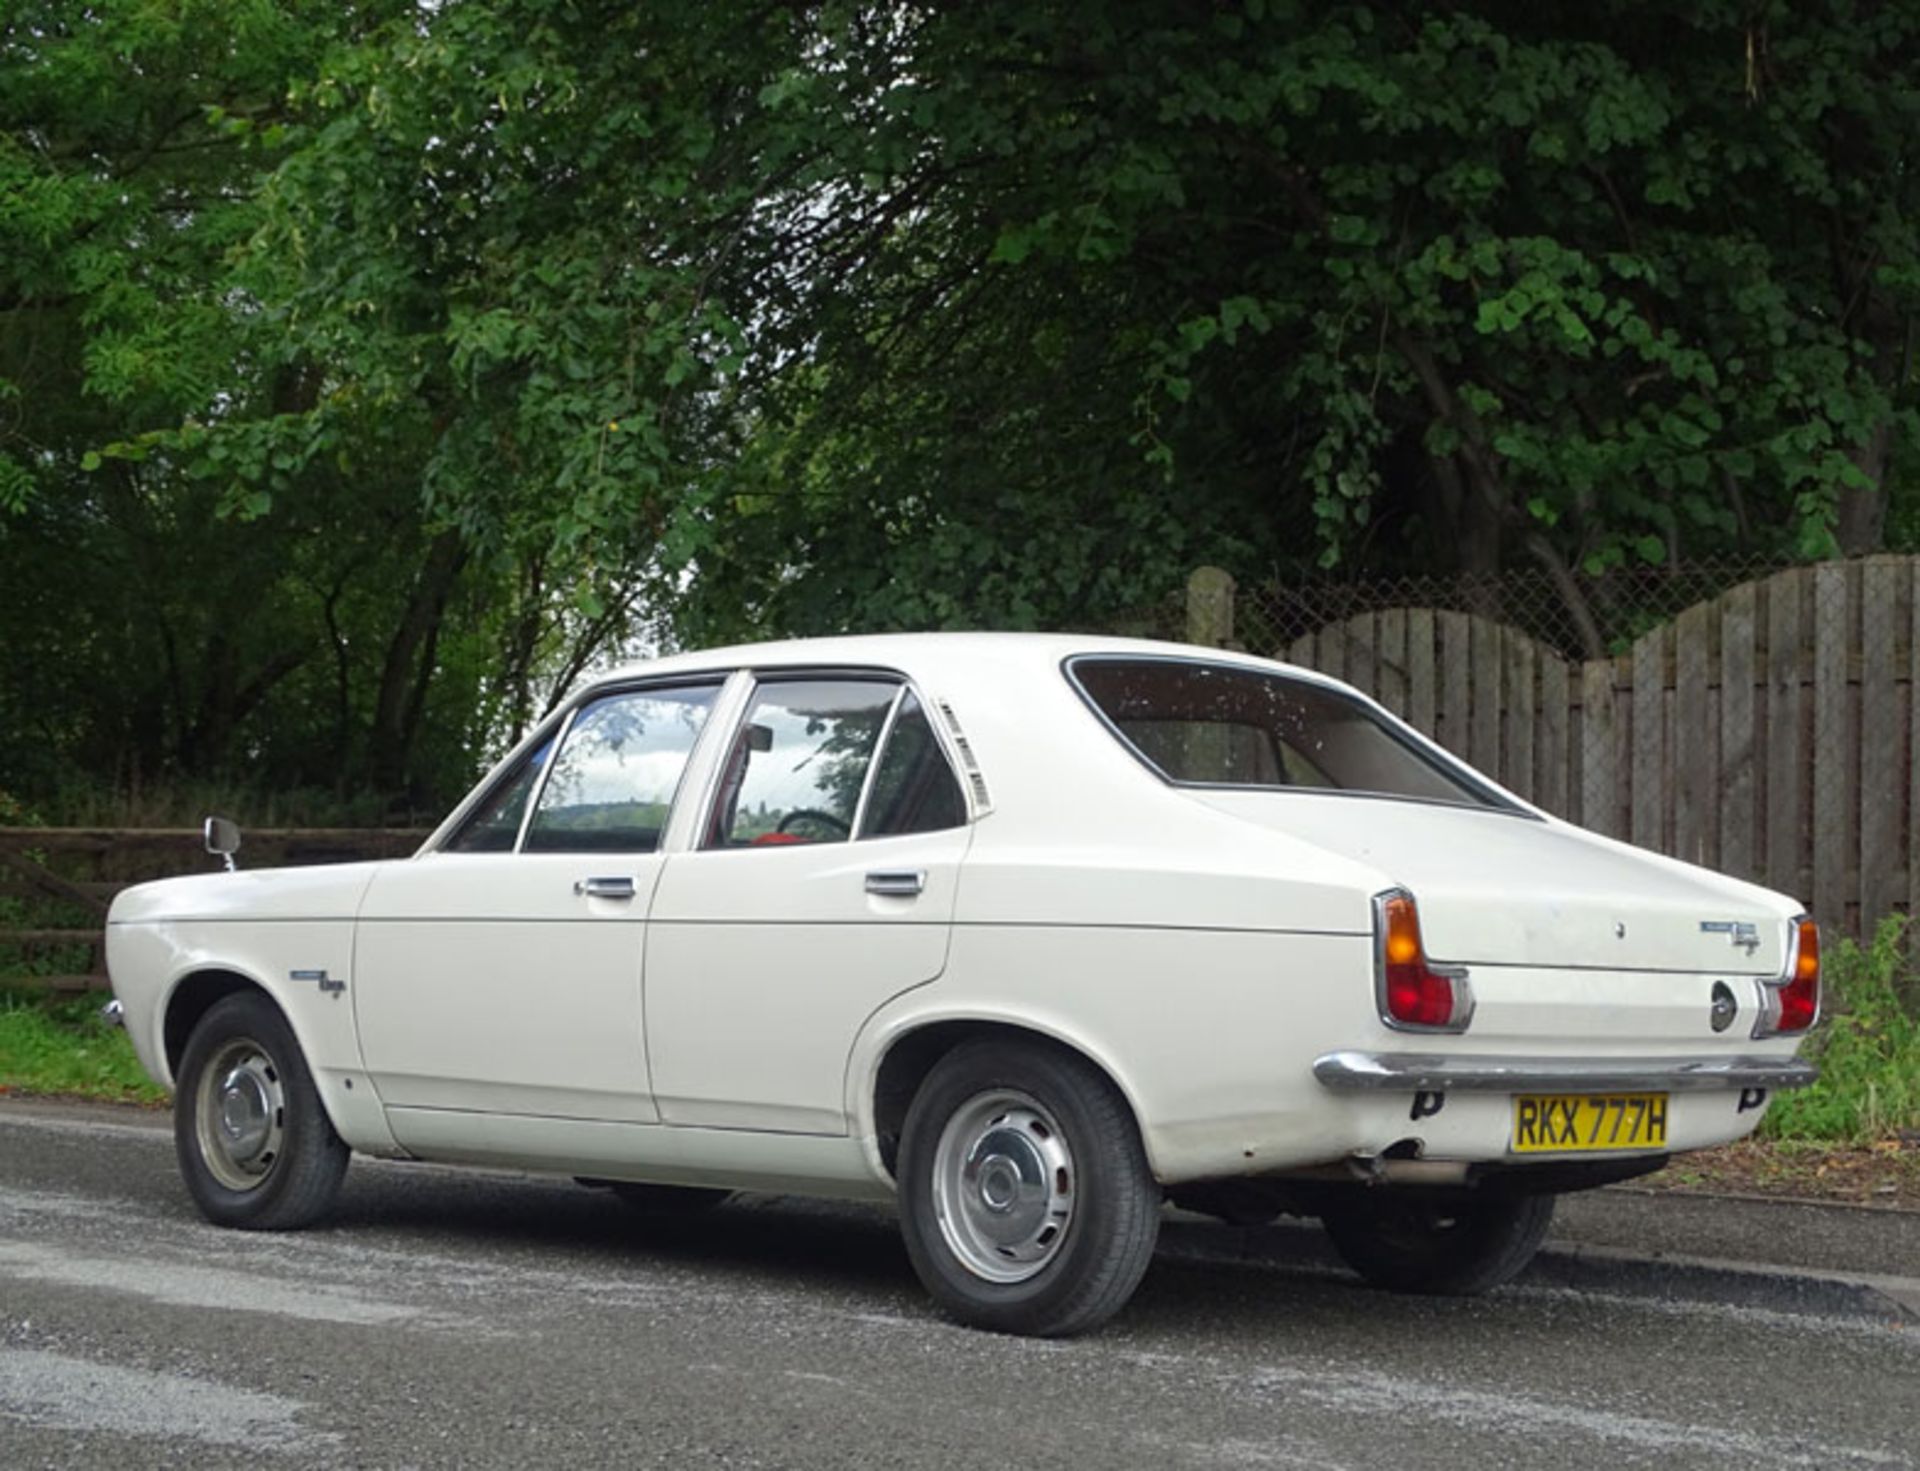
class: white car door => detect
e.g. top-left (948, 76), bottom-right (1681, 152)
top-left (645, 677), bottom-right (972, 1133)
top-left (354, 680), bottom-right (723, 1126)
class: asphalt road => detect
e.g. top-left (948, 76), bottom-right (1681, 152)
top-left (2, 1098), bottom-right (1916, 1470)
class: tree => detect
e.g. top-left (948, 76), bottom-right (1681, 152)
top-left (0, 2), bottom-right (617, 811)
top-left (231, 2), bottom-right (1918, 652)
top-left (6, 2), bottom-right (1918, 814)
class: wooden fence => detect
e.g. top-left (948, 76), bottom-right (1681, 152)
top-left (1189, 556), bottom-right (1917, 941)
top-left (0, 828), bottom-right (428, 991)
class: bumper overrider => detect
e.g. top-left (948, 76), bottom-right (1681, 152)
top-left (1312, 1051), bottom-right (1818, 1093)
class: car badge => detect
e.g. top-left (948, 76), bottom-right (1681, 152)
top-left (1699, 920), bottom-right (1760, 955)
top-left (291, 968), bottom-right (346, 997)
top-left (1709, 981), bottom-right (1738, 1033)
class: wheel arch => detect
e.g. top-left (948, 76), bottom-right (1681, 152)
top-left (861, 1014), bottom-right (1155, 1184)
top-left (162, 968), bottom-right (267, 1080)
top-left (158, 966), bottom-right (356, 1132)
top-left (155, 959), bottom-right (400, 1158)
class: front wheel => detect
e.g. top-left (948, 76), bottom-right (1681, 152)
top-left (1320, 1191), bottom-right (1555, 1295)
top-left (897, 1040), bottom-right (1160, 1337)
top-left (174, 992), bottom-right (348, 1230)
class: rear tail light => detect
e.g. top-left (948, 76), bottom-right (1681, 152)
top-left (1755, 916), bottom-right (1820, 1038)
top-left (1373, 889), bottom-right (1474, 1033)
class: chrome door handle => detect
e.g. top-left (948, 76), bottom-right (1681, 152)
top-left (865, 870), bottom-right (926, 898)
top-left (574, 876), bottom-right (637, 900)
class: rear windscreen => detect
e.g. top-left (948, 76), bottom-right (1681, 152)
top-left (1069, 657), bottom-right (1502, 808)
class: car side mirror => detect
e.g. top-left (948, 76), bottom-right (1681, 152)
top-left (204, 815), bottom-right (242, 872)
top-left (746, 723), bottom-right (775, 753)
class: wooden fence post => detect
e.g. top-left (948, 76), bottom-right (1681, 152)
top-left (1187, 566), bottom-right (1237, 648)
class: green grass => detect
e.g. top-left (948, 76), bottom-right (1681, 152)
top-left (1762, 915), bottom-right (1920, 1143)
top-left (0, 985), bottom-right (167, 1104)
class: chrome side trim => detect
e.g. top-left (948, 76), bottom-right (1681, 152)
top-left (1312, 1050), bottom-right (1819, 1093)
top-left (849, 685), bottom-right (909, 840)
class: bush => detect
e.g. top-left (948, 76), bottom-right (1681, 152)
top-left (1763, 916), bottom-right (1920, 1142)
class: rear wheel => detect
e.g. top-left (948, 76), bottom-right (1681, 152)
top-left (1321, 1191), bottom-right (1555, 1295)
top-left (898, 1040), bottom-right (1160, 1337)
top-left (174, 992), bottom-right (348, 1230)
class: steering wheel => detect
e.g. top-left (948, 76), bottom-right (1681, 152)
top-left (776, 807), bottom-right (852, 839)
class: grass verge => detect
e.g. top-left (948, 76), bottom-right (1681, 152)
top-left (0, 985), bottom-right (167, 1104)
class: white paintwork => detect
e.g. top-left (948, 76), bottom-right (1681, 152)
top-left (106, 631), bottom-right (1814, 1200)
top-left (353, 852), bottom-right (661, 1125)
top-left (646, 826), bottom-right (969, 1131)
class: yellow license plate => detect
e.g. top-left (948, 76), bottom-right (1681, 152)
top-left (1511, 1093), bottom-right (1669, 1153)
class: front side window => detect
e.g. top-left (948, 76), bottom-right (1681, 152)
top-left (445, 737), bottom-right (554, 853)
top-left (706, 679), bottom-right (897, 847)
top-left (523, 683), bottom-right (720, 853)
top-left (1070, 657), bottom-right (1501, 808)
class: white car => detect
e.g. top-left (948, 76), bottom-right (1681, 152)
top-left (106, 633), bottom-right (1819, 1335)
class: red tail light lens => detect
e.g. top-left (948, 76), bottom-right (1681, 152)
top-left (1760, 917), bottom-right (1820, 1036)
top-left (1375, 890), bottom-right (1474, 1032)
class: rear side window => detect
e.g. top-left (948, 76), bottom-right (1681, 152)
top-left (705, 679), bottom-right (897, 847)
top-left (1069, 657), bottom-right (1500, 808)
top-left (861, 693), bottom-right (968, 838)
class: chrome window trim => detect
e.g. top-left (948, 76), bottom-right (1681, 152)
top-left (1060, 652), bottom-right (1525, 816)
top-left (849, 685), bottom-right (910, 841)
top-left (512, 706), bottom-right (577, 854)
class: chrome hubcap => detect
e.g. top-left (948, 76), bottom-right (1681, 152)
top-left (931, 1090), bottom-right (1075, 1284)
top-left (195, 1039), bottom-right (285, 1192)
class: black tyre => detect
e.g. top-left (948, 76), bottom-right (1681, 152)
top-left (897, 1040), bottom-right (1160, 1337)
top-left (173, 991), bottom-right (349, 1230)
top-left (1321, 1190), bottom-right (1556, 1295)
top-left (601, 1181), bottom-right (731, 1213)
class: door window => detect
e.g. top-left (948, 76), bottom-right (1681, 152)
top-left (859, 692), bottom-right (968, 838)
top-left (445, 736), bottom-right (554, 853)
top-left (706, 679), bottom-right (897, 847)
top-left (523, 683), bottom-right (720, 853)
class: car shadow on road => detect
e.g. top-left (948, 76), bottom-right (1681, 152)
top-left (319, 1168), bottom-right (1417, 1332)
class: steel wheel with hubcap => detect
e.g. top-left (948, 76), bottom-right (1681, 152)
top-left (194, 1036), bottom-right (287, 1190)
top-left (174, 991), bottom-right (349, 1230)
top-left (898, 1039), bottom-right (1159, 1336)
top-left (930, 1089), bottom-right (1077, 1283)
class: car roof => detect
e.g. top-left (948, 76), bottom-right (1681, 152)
top-left (583, 630), bottom-right (1336, 693)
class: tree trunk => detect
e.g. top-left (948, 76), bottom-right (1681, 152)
top-left (1837, 422), bottom-right (1891, 555)
top-left (369, 529), bottom-right (468, 795)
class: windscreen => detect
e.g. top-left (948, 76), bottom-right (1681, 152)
top-left (1070, 657), bottom-right (1501, 808)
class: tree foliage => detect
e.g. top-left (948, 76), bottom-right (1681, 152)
top-left (3, 1), bottom-right (1918, 807)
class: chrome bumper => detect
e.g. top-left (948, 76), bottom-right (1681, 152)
top-left (1313, 1050), bottom-right (1818, 1094)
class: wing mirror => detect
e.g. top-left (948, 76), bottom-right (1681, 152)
top-left (204, 815), bottom-right (242, 872)
top-left (746, 722), bottom-right (775, 753)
